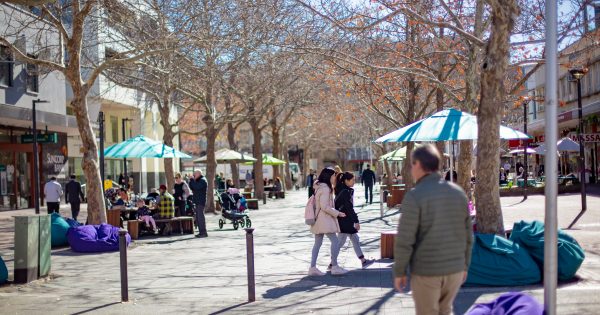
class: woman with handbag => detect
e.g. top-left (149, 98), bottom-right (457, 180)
top-left (309, 167), bottom-right (348, 276)
top-left (332, 172), bottom-right (375, 269)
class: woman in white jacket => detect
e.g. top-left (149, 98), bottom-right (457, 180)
top-left (309, 167), bottom-right (348, 276)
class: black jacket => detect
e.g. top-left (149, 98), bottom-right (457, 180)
top-left (65, 180), bottom-right (84, 203)
top-left (335, 185), bottom-right (359, 234)
top-left (361, 169), bottom-right (376, 186)
top-left (189, 176), bottom-right (208, 206)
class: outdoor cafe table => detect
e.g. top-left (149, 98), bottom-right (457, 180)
top-left (516, 178), bottom-right (537, 188)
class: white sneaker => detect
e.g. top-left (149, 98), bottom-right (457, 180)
top-left (308, 267), bottom-right (325, 276)
top-left (331, 266), bottom-right (349, 275)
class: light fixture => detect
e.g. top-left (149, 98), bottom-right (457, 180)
top-left (569, 67), bottom-right (588, 80)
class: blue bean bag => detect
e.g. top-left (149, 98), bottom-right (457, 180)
top-left (0, 256), bottom-right (7, 285)
top-left (510, 220), bottom-right (585, 281)
top-left (465, 234), bottom-right (541, 286)
top-left (65, 218), bottom-right (82, 229)
top-left (466, 292), bottom-right (543, 315)
top-left (67, 224), bottom-right (130, 253)
top-left (51, 213), bottom-right (70, 247)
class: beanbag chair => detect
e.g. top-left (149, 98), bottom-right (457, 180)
top-left (67, 224), bottom-right (130, 253)
top-left (65, 218), bottom-right (82, 229)
top-left (465, 234), bottom-right (541, 286)
top-left (51, 213), bottom-right (70, 247)
top-left (510, 220), bottom-right (585, 281)
top-left (467, 292), bottom-right (543, 315)
top-left (0, 256), bottom-right (7, 285)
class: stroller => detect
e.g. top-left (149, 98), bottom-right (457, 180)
top-left (217, 190), bottom-right (251, 230)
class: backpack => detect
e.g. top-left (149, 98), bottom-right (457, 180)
top-left (305, 187), bottom-right (320, 225)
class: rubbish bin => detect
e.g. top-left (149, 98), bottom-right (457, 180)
top-left (383, 190), bottom-right (389, 203)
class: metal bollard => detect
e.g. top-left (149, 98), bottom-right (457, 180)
top-left (119, 229), bottom-right (129, 302)
top-left (380, 189), bottom-right (384, 218)
top-left (245, 228), bottom-right (256, 302)
top-left (262, 192), bottom-right (267, 204)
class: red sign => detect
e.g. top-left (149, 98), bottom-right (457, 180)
top-left (558, 111), bottom-right (573, 123)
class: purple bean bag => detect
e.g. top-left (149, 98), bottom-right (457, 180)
top-left (67, 224), bottom-right (130, 253)
top-left (466, 292), bottom-right (543, 315)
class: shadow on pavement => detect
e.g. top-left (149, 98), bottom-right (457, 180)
top-left (208, 302), bottom-right (252, 315)
top-left (70, 302), bottom-right (122, 315)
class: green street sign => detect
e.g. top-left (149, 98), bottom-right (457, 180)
top-left (21, 133), bottom-right (58, 144)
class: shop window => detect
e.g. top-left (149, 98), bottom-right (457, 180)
top-left (26, 54), bottom-right (39, 93)
top-left (0, 45), bottom-right (12, 87)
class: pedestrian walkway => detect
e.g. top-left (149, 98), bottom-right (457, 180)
top-left (1, 187), bottom-right (600, 314)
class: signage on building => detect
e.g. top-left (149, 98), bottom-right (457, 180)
top-left (569, 133), bottom-right (600, 142)
top-left (558, 111), bottom-right (573, 123)
top-left (42, 133), bottom-right (68, 179)
top-left (21, 133), bottom-right (59, 144)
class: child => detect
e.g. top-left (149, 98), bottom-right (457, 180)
top-left (137, 199), bottom-right (158, 234)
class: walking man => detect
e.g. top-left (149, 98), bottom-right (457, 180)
top-left (65, 175), bottom-right (84, 221)
top-left (306, 169), bottom-right (316, 198)
top-left (189, 170), bottom-right (208, 238)
top-left (361, 164), bottom-right (376, 204)
top-left (44, 176), bottom-right (63, 214)
top-left (394, 144), bottom-right (473, 315)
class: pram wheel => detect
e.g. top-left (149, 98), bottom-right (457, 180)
top-left (240, 219), bottom-right (245, 228)
top-left (218, 219), bottom-right (224, 229)
top-left (245, 218), bottom-right (252, 228)
top-left (233, 221), bottom-right (239, 230)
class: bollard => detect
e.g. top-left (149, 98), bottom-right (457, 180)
top-left (380, 189), bottom-right (384, 218)
top-left (262, 192), bottom-right (267, 204)
top-left (245, 228), bottom-right (256, 302)
top-left (118, 229), bottom-right (129, 302)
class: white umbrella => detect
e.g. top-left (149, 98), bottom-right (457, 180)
top-left (509, 148), bottom-right (537, 154)
top-left (534, 137), bottom-right (579, 155)
top-left (193, 148), bottom-right (257, 163)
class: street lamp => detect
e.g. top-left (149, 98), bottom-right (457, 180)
top-left (32, 99), bottom-right (49, 214)
top-left (121, 118), bottom-right (132, 188)
top-left (569, 67), bottom-right (588, 215)
top-left (98, 111), bottom-right (105, 191)
top-left (522, 96), bottom-right (531, 200)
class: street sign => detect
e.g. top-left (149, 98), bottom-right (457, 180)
top-left (21, 133), bottom-right (58, 144)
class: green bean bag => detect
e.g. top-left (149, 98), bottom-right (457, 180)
top-left (510, 220), bottom-right (585, 281)
top-left (465, 234), bottom-right (541, 286)
top-left (0, 256), bottom-right (7, 285)
top-left (51, 213), bottom-right (70, 247)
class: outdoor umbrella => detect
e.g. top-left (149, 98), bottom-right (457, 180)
top-left (104, 135), bottom-right (192, 159)
top-left (375, 108), bottom-right (530, 143)
top-left (243, 154), bottom-right (286, 166)
top-left (508, 148), bottom-right (538, 155)
top-left (374, 108), bottom-right (530, 181)
top-left (378, 147), bottom-right (407, 161)
top-left (535, 137), bottom-right (580, 155)
top-left (193, 148), bottom-right (257, 164)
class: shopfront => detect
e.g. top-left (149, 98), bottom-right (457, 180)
top-left (0, 126), bottom-right (68, 210)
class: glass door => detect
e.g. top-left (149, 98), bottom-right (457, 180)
top-left (17, 152), bottom-right (32, 208)
top-left (0, 151), bottom-right (14, 210)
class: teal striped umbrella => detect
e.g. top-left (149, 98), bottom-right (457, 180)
top-left (104, 135), bottom-right (192, 159)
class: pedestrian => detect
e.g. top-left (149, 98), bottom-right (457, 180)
top-left (306, 169), bottom-right (316, 198)
top-left (394, 144), bottom-right (473, 315)
top-left (308, 167), bottom-right (348, 276)
top-left (118, 172), bottom-right (126, 188)
top-left (444, 169), bottom-right (458, 182)
top-left (503, 161), bottom-right (511, 173)
top-left (44, 176), bottom-right (63, 214)
top-left (65, 175), bottom-right (84, 221)
top-left (361, 164), bottom-right (376, 204)
top-left (189, 170), bottom-right (208, 238)
top-left (332, 171), bottom-right (374, 270)
top-left (173, 173), bottom-right (190, 217)
top-left (245, 170), bottom-right (253, 189)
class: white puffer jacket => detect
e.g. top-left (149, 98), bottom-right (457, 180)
top-left (310, 182), bottom-right (341, 234)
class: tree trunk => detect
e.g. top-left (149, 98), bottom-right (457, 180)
top-left (251, 119), bottom-right (264, 199)
top-left (204, 118), bottom-right (218, 213)
top-left (271, 122), bottom-right (280, 180)
top-left (401, 142), bottom-right (415, 189)
top-left (71, 91), bottom-right (106, 224)
top-left (475, 0), bottom-right (519, 234)
top-left (280, 129), bottom-right (293, 190)
top-left (384, 160), bottom-right (393, 192)
top-left (227, 122), bottom-right (240, 187)
top-left (158, 102), bottom-right (175, 191)
top-left (303, 145), bottom-right (311, 187)
top-left (458, 140), bottom-right (473, 193)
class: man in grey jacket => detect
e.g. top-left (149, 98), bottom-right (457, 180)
top-left (394, 144), bottom-right (473, 315)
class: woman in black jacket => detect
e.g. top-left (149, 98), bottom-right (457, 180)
top-left (332, 172), bottom-right (374, 269)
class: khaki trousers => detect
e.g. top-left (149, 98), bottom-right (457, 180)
top-left (410, 271), bottom-right (464, 315)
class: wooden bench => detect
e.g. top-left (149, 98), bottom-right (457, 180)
top-left (381, 231), bottom-right (397, 259)
top-left (246, 199), bottom-right (259, 210)
top-left (154, 216), bottom-right (195, 235)
top-left (242, 192), bottom-right (252, 199)
top-left (127, 220), bottom-right (140, 240)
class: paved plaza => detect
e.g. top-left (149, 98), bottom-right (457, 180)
top-left (1, 187), bottom-right (600, 314)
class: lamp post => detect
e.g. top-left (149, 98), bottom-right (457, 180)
top-left (98, 111), bottom-right (105, 191)
top-left (523, 96), bottom-right (530, 200)
top-left (121, 118), bottom-right (132, 188)
top-left (570, 68), bottom-right (588, 213)
top-left (32, 99), bottom-right (49, 214)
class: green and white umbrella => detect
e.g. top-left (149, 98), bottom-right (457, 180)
top-left (193, 148), bottom-right (257, 164)
top-left (378, 147), bottom-right (407, 161)
top-left (104, 135), bottom-right (192, 159)
top-left (243, 154), bottom-right (286, 166)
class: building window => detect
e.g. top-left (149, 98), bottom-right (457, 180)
top-left (26, 55), bottom-right (39, 93)
top-left (110, 116), bottom-right (118, 142)
top-left (0, 45), bottom-right (12, 87)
